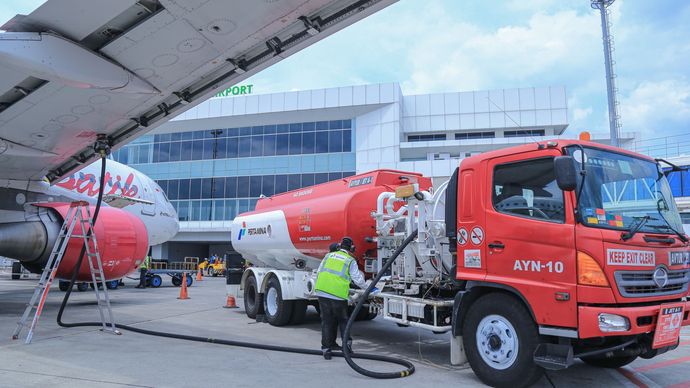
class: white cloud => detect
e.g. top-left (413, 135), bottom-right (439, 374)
top-left (247, 0), bottom-right (689, 137)
top-left (399, 8), bottom-right (602, 94)
top-left (620, 79), bottom-right (690, 134)
top-left (573, 106), bottom-right (593, 121)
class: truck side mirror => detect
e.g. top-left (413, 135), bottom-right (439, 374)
top-left (554, 156), bottom-right (578, 191)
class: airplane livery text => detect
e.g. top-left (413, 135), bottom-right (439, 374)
top-left (56, 172), bottom-right (139, 198)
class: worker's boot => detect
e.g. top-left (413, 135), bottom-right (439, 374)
top-left (322, 348), bottom-right (332, 360)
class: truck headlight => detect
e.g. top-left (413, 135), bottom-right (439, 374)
top-left (598, 313), bottom-right (630, 332)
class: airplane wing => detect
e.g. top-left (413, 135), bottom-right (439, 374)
top-left (0, 0), bottom-right (396, 183)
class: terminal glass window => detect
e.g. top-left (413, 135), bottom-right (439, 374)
top-left (407, 134), bottom-right (446, 142)
top-left (455, 132), bottom-right (495, 140)
top-left (504, 129), bottom-right (545, 138)
top-left (492, 158), bottom-right (565, 222)
top-left (162, 171), bottom-right (356, 222)
top-left (111, 119), bottom-right (353, 164)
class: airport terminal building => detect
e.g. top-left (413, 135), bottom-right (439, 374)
top-left (115, 82), bottom-right (579, 260)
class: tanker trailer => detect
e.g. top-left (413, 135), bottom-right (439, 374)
top-left (231, 169), bottom-right (432, 326)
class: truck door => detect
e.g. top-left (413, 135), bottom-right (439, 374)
top-left (484, 152), bottom-right (577, 329)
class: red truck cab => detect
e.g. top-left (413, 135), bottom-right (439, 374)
top-left (451, 139), bottom-right (689, 386)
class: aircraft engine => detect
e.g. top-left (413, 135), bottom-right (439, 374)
top-left (0, 203), bottom-right (148, 281)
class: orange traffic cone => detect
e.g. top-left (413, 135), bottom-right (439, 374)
top-left (196, 267), bottom-right (203, 281)
top-left (177, 273), bottom-right (190, 300)
top-left (223, 294), bottom-right (238, 309)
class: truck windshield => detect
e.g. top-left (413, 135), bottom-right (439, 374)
top-left (566, 146), bottom-right (684, 234)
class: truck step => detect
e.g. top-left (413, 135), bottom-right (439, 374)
top-left (533, 343), bottom-right (574, 370)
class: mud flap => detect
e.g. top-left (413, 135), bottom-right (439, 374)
top-left (533, 343), bottom-right (574, 370)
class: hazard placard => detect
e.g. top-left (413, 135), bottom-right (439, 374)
top-left (457, 228), bottom-right (469, 246)
top-left (470, 226), bottom-right (484, 245)
top-left (652, 302), bottom-right (685, 349)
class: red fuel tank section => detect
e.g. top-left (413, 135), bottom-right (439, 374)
top-left (36, 203), bottom-right (149, 281)
top-left (245, 170), bottom-right (432, 268)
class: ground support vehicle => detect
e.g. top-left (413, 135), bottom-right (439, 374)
top-left (206, 262), bottom-right (225, 277)
top-left (145, 258), bottom-right (197, 288)
top-left (231, 141), bottom-right (690, 387)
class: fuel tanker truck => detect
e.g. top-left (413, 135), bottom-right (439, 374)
top-left (230, 139), bottom-right (690, 387)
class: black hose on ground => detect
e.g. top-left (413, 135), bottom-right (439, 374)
top-left (343, 230), bottom-right (419, 378)
top-left (55, 156), bottom-right (416, 378)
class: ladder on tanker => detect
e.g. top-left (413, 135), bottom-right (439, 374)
top-left (12, 201), bottom-right (120, 343)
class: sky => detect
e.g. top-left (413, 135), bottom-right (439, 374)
top-left (2, 0), bottom-right (688, 141)
top-left (246, 0), bottom-right (690, 141)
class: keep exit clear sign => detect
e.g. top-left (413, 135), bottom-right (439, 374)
top-left (215, 84), bottom-right (254, 97)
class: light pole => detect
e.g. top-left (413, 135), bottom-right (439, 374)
top-left (591, 0), bottom-right (622, 147)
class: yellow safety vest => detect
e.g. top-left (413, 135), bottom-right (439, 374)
top-left (314, 251), bottom-right (353, 300)
top-left (139, 256), bottom-right (150, 270)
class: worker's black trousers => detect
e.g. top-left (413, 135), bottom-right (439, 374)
top-left (138, 269), bottom-right (147, 288)
top-left (318, 297), bottom-right (350, 350)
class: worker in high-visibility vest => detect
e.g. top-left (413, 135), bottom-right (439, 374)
top-left (136, 256), bottom-right (151, 289)
top-left (314, 237), bottom-right (376, 360)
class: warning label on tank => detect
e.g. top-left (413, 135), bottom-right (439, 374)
top-left (607, 249), bottom-right (655, 266)
top-left (464, 249), bottom-right (481, 268)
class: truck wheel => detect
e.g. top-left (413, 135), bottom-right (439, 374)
top-left (581, 355), bottom-right (638, 368)
top-left (353, 305), bottom-right (377, 321)
top-left (76, 282), bottom-right (89, 292)
top-left (264, 276), bottom-right (294, 326)
top-left (150, 275), bottom-right (162, 288)
top-left (463, 293), bottom-right (544, 388)
top-left (11, 262), bottom-right (22, 280)
top-left (171, 275), bottom-right (182, 287)
top-left (311, 301), bottom-right (321, 315)
top-left (290, 300), bottom-right (308, 325)
top-left (244, 274), bottom-right (264, 319)
top-left (58, 281), bottom-right (70, 291)
top-left (186, 275), bottom-right (193, 287)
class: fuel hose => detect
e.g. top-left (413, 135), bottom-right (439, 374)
top-left (56, 155), bottom-right (416, 379)
top-left (343, 230), bottom-right (419, 378)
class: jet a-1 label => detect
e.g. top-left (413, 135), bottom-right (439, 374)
top-left (348, 176), bottom-right (373, 188)
top-left (513, 259), bottom-right (564, 273)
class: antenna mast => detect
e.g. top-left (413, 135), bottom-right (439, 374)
top-left (591, 0), bottom-right (621, 146)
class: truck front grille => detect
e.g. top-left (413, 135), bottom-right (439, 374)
top-left (614, 269), bottom-right (690, 298)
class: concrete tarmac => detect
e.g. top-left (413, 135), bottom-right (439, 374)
top-left (1, 276), bottom-right (690, 387)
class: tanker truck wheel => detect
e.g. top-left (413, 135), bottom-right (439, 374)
top-left (58, 281), bottom-right (70, 291)
top-left (264, 276), bottom-right (293, 326)
top-left (463, 293), bottom-right (544, 388)
top-left (244, 274), bottom-right (264, 319)
top-left (76, 282), bottom-right (89, 292)
top-left (289, 300), bottom-right (308, 325)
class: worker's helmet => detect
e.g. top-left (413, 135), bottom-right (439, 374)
top-left (340, 237), bottom-right (355, 253)
top-left (328, 242), bottom-right (340, 252)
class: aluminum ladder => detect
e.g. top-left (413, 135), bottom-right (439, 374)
top-left (12, 201), bottom-right (120, 343)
